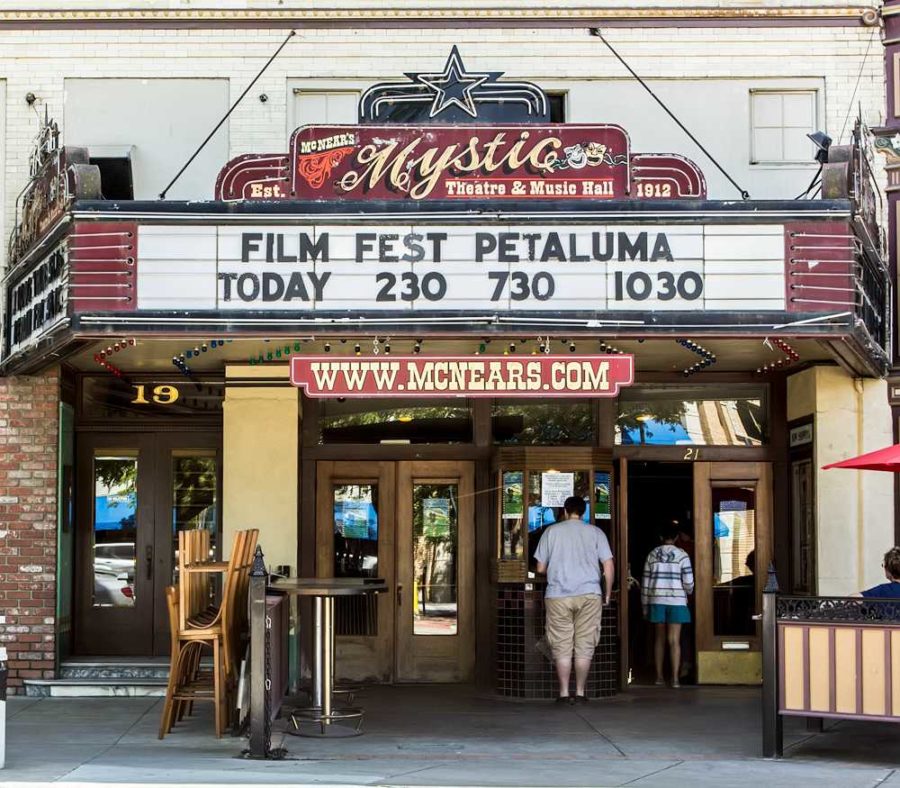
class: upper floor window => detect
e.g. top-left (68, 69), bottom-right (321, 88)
top-left (547, 92), bottom-right (566, 123)
top-left (750, 90), bottom-right (817, 165)
top-left (292, 89), bottom-right (360, 128)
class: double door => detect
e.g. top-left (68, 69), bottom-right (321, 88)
top-left (316, 460), bottom-right (475, 683)
top-left (75, 432), bottom-right (221, 656)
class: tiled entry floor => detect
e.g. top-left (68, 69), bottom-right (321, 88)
top-left (4, 686), bottom-right (900, 786)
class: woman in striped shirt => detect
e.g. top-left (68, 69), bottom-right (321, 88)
top-left (641, 523), bottom-right (695, 688)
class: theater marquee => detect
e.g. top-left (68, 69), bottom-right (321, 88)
top-left (290, 354), bottom-right (635, 398)
top-left (136, 221), bottom-right (789, 313)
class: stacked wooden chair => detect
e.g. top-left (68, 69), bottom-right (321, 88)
top-left (159, 528), bottom-right (259, 739)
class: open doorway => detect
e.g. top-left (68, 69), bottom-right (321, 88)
top-left (626, 462), bottom-right (694, 685)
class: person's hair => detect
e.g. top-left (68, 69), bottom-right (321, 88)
top-left (660, 523), bottom-right (680, 542)
top-left (563, 496), bottom-right (587, 517)
top-left (884, 547), bottom-right (900, 580)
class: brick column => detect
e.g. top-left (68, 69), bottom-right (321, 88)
top-left (0, 369), bottom-right (60, 694)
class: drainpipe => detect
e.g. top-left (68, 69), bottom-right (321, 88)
top-left (855, 377), bottom-right (865, 589)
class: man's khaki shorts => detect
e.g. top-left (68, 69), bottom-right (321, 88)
top-left (544, 594), bottom-right (603, 660)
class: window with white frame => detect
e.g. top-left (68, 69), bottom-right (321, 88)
top-left (750, 90), bottom-right (817, 165)
top-left (292, 90), bottom-right (360, 129)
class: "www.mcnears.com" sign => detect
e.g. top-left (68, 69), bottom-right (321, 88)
top-left (290, 354), bottom-right (634, 398)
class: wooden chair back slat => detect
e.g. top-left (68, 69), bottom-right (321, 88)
top-left (178, 529), bottom-right (212, 632)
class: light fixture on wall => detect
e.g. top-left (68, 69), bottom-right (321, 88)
top-left (807, 131), bottom-right (832, 164)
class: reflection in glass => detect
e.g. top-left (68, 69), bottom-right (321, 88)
top-left (333, 484), bottom-right (379, 636)
top-left (500, 471), bottom-right (524, 559)
top-left (492, 399), bottom-right (593, 445)
top-left (320, 398), bottom-right (471, 444)
top-left (92, 455), bottom-right (138, 608)
top-left (171, 453), bottom-right (218, 585)
top-left (413, 484), bottom-right (458, 636)
top-left (616, 386), bottom-right (767, 446)
top-left (594, 472), bottom-right (612, 521)
top-left (527, 470), bottom-right (590, 568)
top-left (712, 486), bottom-right (757, 636)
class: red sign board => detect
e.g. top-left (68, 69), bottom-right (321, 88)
top-left (290, 354), bottom-right (635, 398)
top-left (216, 125), bottom-right (705, 202)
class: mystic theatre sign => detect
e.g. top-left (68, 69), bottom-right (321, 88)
top-left (215, 48), bottom-right (705, 202)
top-left (218, 124), bottom-right (705, 202)
top-left (290, 355), bottom-right (635, 398)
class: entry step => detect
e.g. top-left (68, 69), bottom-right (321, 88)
top-left (24, 677), bottom-right (168, 698)
top-left (60, 659), bottom-right (171, 681)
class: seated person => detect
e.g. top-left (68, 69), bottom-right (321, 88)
top-left (860, 547), bottom-right (900, 598)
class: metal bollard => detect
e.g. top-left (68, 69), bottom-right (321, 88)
top-left (248, 545), bottom-right (269, 759)
top-left (761, 563), bottom-right (782, 759)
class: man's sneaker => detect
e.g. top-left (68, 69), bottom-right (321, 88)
top-left (555, 696), bottom-right (573, 705)
top-left (574, 695), bottom-right (589, 704)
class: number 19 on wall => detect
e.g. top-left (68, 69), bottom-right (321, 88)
top-left (131, 384), bottom-right (180, 405)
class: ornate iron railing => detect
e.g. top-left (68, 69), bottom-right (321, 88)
top-left (776, 594), bottom-right (900, 623)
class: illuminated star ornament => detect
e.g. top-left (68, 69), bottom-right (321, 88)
top-left (410, 46), bottom-right (497, 119)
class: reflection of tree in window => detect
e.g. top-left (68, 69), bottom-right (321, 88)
top-left (413, 484), bottom-right (458, 635)
top-left (616, 401), bottom-right (688, 445)
top-left (492, 401), bottom-right (593, 445)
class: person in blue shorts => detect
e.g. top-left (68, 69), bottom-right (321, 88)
top-left (641, 523), bottom-right (695, 687)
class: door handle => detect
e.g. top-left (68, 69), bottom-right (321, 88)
top-left (396, 584), bottom-right (403, 607)
top-left (145, 545), bottom-right (153, 580)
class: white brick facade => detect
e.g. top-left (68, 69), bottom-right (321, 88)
top-left (0, 4), bottom-right (885, 275)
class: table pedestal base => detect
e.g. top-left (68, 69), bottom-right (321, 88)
top-left (288, 707), bottom-right (364, 737)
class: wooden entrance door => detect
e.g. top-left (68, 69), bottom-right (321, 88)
top-left (395, 461), bottom-right (475, 682)
top-left (75, 433), bottom-right (221, 656)
top-left (315, 460), bottom-right (475, 683)
top-left (693, 461), bottom-right (772, 684)
top-left (75, 434), bottom-right (155, 655)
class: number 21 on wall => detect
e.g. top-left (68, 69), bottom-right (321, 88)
top-left (131, 384), bottom-right (180, 405)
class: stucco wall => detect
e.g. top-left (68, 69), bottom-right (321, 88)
top-left (789, 366), bottom-right (894, 595)
top-left (223, 366), bottom-right (298, 574)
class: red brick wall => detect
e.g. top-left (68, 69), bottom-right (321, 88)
top-left (0, 369), bottom-right (59, 694)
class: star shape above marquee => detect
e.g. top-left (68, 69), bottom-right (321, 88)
top-left (358, 46), bottom-right (548, 124)
top-left (408, 46), bottom-right (499, 119)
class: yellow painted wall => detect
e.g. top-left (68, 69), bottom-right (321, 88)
top-left (223, 365), bottom-right (299, 573)
top-left (796, 366), bottom-right (893, 595)
top-left (786, 367), bottom-right (816, 422)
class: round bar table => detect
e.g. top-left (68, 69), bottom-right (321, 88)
top-left (271, 577), bottom-right (387, 737)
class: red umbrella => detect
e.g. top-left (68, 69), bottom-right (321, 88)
top-left (822, 443), bottom-right (900, 472)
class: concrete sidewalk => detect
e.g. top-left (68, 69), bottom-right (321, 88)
top-left (2, 686), bottom-right (899, 787)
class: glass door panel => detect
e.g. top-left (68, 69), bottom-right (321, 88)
top-left (171, 451), bottom-right (219, 584)
top-left (152, 435), bottom-right (221, 656)
top-left (711, 485), bottom-right (757, 637)
top-left (412, 483), bottom-right (459, 636)
top-left (92, 455), bottom-right (138, 609)
top-left (333, 482), bottom-right (380, 637)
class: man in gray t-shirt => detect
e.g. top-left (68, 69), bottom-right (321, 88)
top-left (534, 496), bottom-right (615, 704)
